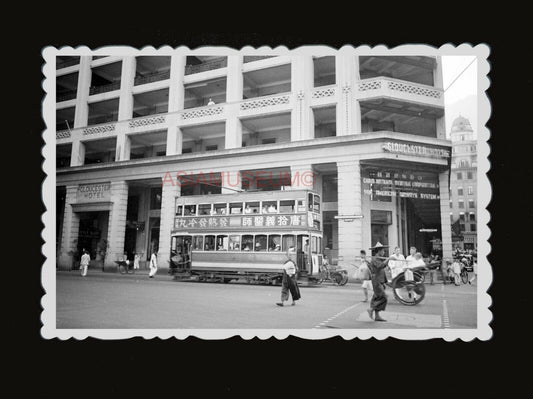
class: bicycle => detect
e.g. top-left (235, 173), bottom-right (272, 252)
top-left (316, 261), bottom-right (349, 286)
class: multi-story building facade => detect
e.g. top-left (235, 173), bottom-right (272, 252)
top-left (55, 51), bottom-right (452, 272)
top-left (449, 116), bottom-right (477, 251)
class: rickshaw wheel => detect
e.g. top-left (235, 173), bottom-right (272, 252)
top-left (392, 275), bottom-right (426, 306)
top-left (332, 272), bottom-right (343, 285)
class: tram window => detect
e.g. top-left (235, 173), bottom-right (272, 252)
top-left (262, 201), bottom-right (277, 213)
top-left (279, 200), bottom-right (295, 213)
top-left (313, 195), bottom-right (320, 212)
top-left (192, 235), bottom-right (204, 251)
top-left (184, 205), bottom-right (197, 216)
top-left (314, 220), bottom-right (321, 230)
top-left (244, 201), bottom-right (259, 214)
top-left (199, 204), bottom-right (212, 216)
top-left (268, 235), bottom-right (281, 251)
top-left (297, 199), bottom-right (306, 213)
top-left (171, 236), bottom-right (177, 251)
top-left (214, 203), bottom-right (228, 215)
top-left (242, 235), bottom-right (253, 251)
top-left (255, 234), bottom-right (267, 251)
top-left (229, 235), bottom-right (241, 250)
top-left (204, 235), bottom-right (216, 251)
top-left (230, 202), bottom-right (243, 215)
top-left (176, 205), bottom-right (183, 216)
top-left (216, 235), bottom-right (228, 251)
top-left (282, 234), bottom-right (296, 252)
top-left (308, 193), bottom-right (314, 211)
top-left (312, 236), bottom-right (318, 254)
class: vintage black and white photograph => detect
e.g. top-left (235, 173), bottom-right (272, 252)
top-left (41, 44), bottom-right (491, 340)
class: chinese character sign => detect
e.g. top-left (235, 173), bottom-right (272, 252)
top-left (173, 214), bottom-right (308, 230)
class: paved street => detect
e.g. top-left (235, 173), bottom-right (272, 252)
top-left (56, 270), bottom-right (477, 329)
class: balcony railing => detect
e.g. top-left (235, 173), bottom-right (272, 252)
top-left (89, 81), bottom-right (121, 95)
top-left (57, 91), bottom-right (77, 102)
top-left (56, 58), bottom-right (79, 69)
top-left (185, 57), bottom-right (227, 75)
top-left (134, 70), bottom-right (171, 86)
top-left (181, 105), bottom-right (224, 120)
top-left (358, 77), bottom-right (443, 100)
top-left (240, 92), bottom-right (291, 111)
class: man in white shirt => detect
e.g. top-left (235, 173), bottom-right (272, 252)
top-left (80, 250), bottom-right (90, 277)
top-left (388, 246), bottom-right (405, 280)
top-left (405, 246), bottom-right (417, 269)
top-left (276, 249), bottom-right (301, 306)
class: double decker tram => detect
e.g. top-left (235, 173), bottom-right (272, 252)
top-left (169, 190), bottom-right (323, 285)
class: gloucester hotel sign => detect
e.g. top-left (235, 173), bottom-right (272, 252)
top-left (382, 142), bottom-right (450, 159)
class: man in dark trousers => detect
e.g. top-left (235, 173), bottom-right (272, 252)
top-left (276, 248), bottom-right (301, 307)
top-left (367, 242), bottom-right (389, 322)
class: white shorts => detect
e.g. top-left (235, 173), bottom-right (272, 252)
top-left (361, 280), bottom-right (373, 290)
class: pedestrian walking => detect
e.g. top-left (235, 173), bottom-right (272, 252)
top-left (451, 258), bottom-right (462, 286)
top-left (366, 242), bottom-right (389, 322)
top-left (469, 258), bottom-right (477, 285)
top-left (276, 249), bottom-right (301, 307)
top-left (80, 249), bottom-right (90, 277)
top-left (358, 250), bottom-right (372, 303)
top-left (149, 251), bottom-right (158, 278)
top-left (133, 253), bottom-right (140, 270)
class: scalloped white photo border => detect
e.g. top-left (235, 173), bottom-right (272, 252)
top-left (41, 43), bottom-right (492, 340)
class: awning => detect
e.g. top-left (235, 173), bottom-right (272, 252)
top-left (71, 201), bottom-right (112, 213)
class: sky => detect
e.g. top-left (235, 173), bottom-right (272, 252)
top-left (442, 56), bottom-right (478, 138)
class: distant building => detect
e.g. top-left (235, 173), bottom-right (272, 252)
top-left (449, 116), bottom-right (477, 251)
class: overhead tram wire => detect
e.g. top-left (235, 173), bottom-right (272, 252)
top-left (443, 57), bottom-right (477, 93)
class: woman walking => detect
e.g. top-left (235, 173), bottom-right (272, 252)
top-left (149, 251), bottom-right (158, 278)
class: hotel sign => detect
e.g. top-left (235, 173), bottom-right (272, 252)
top-left (77, 183), bottom-right (111, 202)
top-left (382, 142), bottom-right (450, 159)
top-left (174, 214), bottom-right (309, 230)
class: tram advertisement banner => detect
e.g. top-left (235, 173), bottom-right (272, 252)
top-left (362, 169), bottom-right (440, 200)
top-left (174, 214), bottom-right (308, 230)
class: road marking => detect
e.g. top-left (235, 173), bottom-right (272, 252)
top-left (442, 300), bottom-right (451, 328)
top-left (354, 311), bottom-right (443, 328)
top-left (314, 302), bottom-right (363, 328)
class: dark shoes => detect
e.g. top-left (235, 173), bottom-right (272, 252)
top-left (276, 302), bottom-right (284, 307)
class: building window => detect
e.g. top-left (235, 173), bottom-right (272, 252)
top-left (467, 171), bottom-right (473, 180)
top-left (450, 212), bottom-right (453, 222)
top-left (457, 187), bottom-right (463, 196)
top-left (460, 160), bottom-right (469, 168)
top-left (470, 213), bottom-right (476, 222)
top-left (458, 200), bottom-right (464, 209)
top-left (469, 199), bottom-right (475, 209)
top-left (457, 172), bottom-right (462, 180)
top-left (470, 224), bottom-right (477, 232)
top-left (205, 145), bottom-right (218, 151)
top-left (182, 148), bottom-right (192, 154)
top-left (468, 186), bottom-right (474, 195)
top-left (460, 224), bottom-right (465, 232)
top-left (459, 213), bottom-right (465, 222)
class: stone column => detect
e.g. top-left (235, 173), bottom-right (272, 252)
top-left (74, 56), bottom-right (92, 128)
top-left (439, 170), bottom-right (453, 261)
top-left (225, 55), bottom-right (243, 149)
top-left (290, 164), bottom-right (315, 190)
top-left (115, 57), bottom-right (136, 161)
top-left (434, 56), bottom-right (447, 140)
top-left (336, 160), bottom-right (363, 276)
top-left (58, 185), bottom-right (80, 270)
top-left (70, 139), bottom-right (85, 167)
top-left (158, 179), bottom-right (181, 270)
top-left (336, 52), bottom-right (361, 136)
top-left (222, 170), bottom-right (242, 194)
top-left (105, 181), bottom-right (129, 268)
top-left (291, 56), bottom-right (315, 141)
top-left (167, 55), bottom-right (186, 155)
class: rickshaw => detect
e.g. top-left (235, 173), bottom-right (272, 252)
top-left (386, 259), bottom-right (439, 306)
